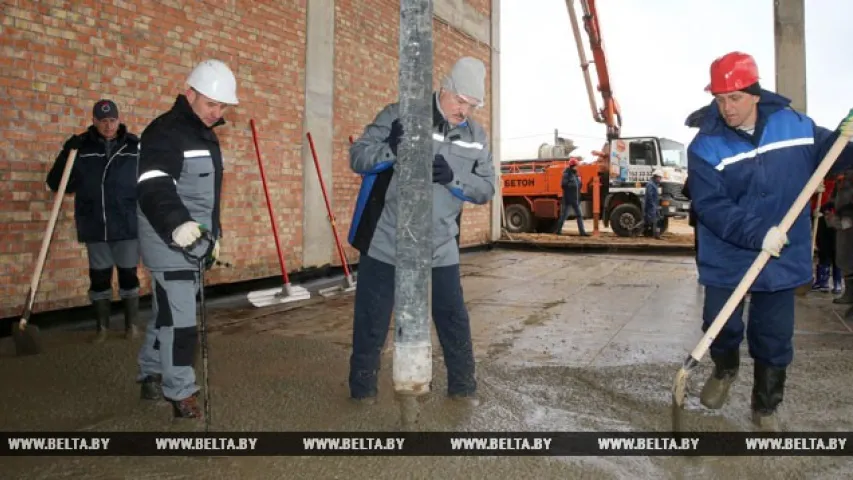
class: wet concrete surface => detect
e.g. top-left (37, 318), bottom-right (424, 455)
top-left (2, 249), bottom-right (853, 478)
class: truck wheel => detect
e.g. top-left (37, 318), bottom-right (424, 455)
top-left (610, 204), bottom-right (642, 237)
top-left (505, 204), bottom-right (534, 234)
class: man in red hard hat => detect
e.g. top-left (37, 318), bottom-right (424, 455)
top-left (554, 158), bottom-right (589, 236)
top-left (685, 51), bottom-right (853, 431)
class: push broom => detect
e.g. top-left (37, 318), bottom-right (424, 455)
top-left (671, 120), bottom-right (853, 432)
top-left (245, 120), bottom-right (311, 308)
top-left (14, 148), bottom-right (79, 356)
top-left (306, 132), bottom-right (356, 297)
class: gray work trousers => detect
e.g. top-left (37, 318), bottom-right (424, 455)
top-left (85, 239), bottom-right (140, 301)
top-left (136, 269), bottom-right (200, 401)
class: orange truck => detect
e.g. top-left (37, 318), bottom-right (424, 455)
top-left (500, 136), bottom-right (691, 237)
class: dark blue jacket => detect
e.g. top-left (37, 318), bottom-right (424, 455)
top-left (687, 90), bottom-right (853, 291)
top-left (561, 166), bottom-right (579, 196)
top-left (46, 124), bottom-right (140, 244)
top-left (644, 181), bottom-right (660, 222)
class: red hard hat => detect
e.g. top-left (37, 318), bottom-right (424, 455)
top-left (705, 52), bottom-right (759, 94)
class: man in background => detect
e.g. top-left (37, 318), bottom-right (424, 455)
top-left (46, 99), bottom-right (141, 342)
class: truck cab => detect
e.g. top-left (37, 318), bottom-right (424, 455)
top-left (602, 136), bottom-right (691, 236)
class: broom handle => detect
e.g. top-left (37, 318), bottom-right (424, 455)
top-left (20, 149), bottom-right (78, 325)
top-left (690, 131), bottom-right (851, 362)
top-left (306, 132), bottom-right (352, 277)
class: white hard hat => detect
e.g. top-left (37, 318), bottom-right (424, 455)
top-left (652, 169), bottom-right (664, 177)
top-left (187, 59), bottom-right (239, 105)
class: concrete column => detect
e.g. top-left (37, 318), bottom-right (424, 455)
top-left (490, 0), bottom-right (502, 241)
top-left (773, 0), bottom-right (807, 113)
top-left (301, 0), bottom-right (336, 268)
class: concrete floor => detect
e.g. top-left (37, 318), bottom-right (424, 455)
top-left (2, 248), bottom-right (853, 478)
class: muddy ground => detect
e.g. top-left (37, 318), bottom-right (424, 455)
top-left (505, 217), bottom-right (696, 248)
top-left (2, 248), bottom-right (853, 479)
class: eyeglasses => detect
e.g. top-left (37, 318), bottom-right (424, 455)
top-left (452, 94), bottom-right (481, 111)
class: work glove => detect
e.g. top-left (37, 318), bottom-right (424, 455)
top-left (761, 226), bottom-right (788, 257)
top-left (839, 108), bottom-right (853, 137)
top-left (433, 154), bottom-right (454, 185)
top-left (386, 119), bottom-right (404, 156)
top-left (172, 221), bottom-right (203, 248)
top-left (212, 239), bottom-right (220, 260)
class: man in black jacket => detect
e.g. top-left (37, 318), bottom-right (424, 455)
top-left (554, 159), bottom-right (589, 236)
top-left (46, 99), bottom-right (141, 342)
top-left (134, 59), bottom-right (237, 419)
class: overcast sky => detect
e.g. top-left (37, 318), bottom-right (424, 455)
top-left (499, 0), bottom-right (853, 161)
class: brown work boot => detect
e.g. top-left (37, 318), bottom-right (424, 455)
top-left (171, 393), bottom-right (202, 419)
top-left (699, 349), bottom-right (739, 409)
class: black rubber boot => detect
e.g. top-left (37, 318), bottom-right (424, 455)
top-left (91, 299), bottom-right (111, 343)
top-left (123, 297), bottom-right (139, 340)
top-left (751, 362), bottom-right (786, 431)
top-left (699, 349), bottom-right (740, 409)
top-left (833, 276), bottom-right (853, 304)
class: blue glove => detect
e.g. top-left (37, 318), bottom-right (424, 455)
top-left (433, 154), bottom-right (454, 185)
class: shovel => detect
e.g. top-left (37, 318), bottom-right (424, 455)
top-left (14, 149), bottom-right (79, 356)
top-left (671, 125), bottom-right (852, 432)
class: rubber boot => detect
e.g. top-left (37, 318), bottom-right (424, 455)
top-left (811, 265), bottom-right (830, 292)
top-left (123, 297), bottom-right (139, 340)
top-left (833, 276), bottom-right (853, 304)
top-left (139, 374), bottom-right (163, 401)
top-left (91, 299), bottom-right (111, 343)
top-left (833, 266), bottom-right (844, 295)
top-left (699, 349), bottom-right (739, 409)
top-left (449, 393), bottom-right (481, 407)
top-left (751, 362), bottom-right (786, 432)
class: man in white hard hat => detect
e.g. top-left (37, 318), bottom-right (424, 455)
top-left (134, 59), bottom-right (238, 418)
top-left (346, 56), bottom-right (496, 405)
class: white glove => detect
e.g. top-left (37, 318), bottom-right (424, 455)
top-left (761, 226), bottom-right (788, 257)
top-left (172, 221), bottom-right (203, 248)
top-left (816, 182), bottom-right (826, 194)
top-left (212, 240), bottom-right (220, 259)
top-left (839, 109), bottom-right (853, 137)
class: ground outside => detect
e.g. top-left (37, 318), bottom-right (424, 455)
top-left (2, 241), bottom-right (853, 478)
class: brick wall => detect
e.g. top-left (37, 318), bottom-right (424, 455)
top-left (0, 0), bottom-right (494, 319)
